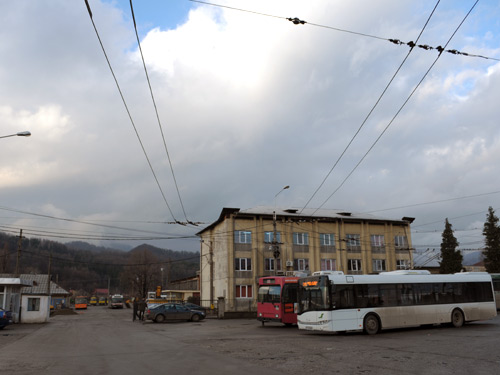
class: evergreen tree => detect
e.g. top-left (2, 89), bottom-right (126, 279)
top-left (482, 206), bottom-right (500, 273)
top-left (439, 218), bottom-right (462, 274)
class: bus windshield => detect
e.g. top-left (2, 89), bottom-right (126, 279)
top-left (258, 285), bottom-right (281, 303)
top-left (298, 276), bottom-right (331, 313)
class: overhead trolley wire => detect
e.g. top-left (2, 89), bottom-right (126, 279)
top-left (190, 0), bottom-right (499, 62)
top-left (310, 0), bottom-right (480, 215)
top-left (84, 0), bottom-right (178, 224)
top-left (362, 190), bottom-right (500, 215)
top-left (128, 0), bottom-right (193, 225)
top-left (300, 0), bottom-right (442, 214)
top-left (0, 205), bottom-right (179, 236)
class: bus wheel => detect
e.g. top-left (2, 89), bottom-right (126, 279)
top-left (364, 314), bottom-right (380, 335)
top-left (451, 309), bottom-right (464, 328)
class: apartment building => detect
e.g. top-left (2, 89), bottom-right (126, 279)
top-left (197, 206), bottom-right (414, 312)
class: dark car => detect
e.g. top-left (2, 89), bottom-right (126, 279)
top-left (182, 302), bottom-right (208, 313)
top-left (0, 308), bottom-right (13, 330)
top-left (146, 303), bottom-right (206, 323)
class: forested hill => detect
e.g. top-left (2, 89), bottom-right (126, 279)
top-left (0, 232), bottom-right (199, 295)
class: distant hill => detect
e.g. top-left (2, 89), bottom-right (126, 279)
top-left (0, 232), bottom-right (199, 295)
top-left (66, 241), bottom-right (132, 253)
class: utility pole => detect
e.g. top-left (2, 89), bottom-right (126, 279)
top-left (273, 186), bottom-right (289, 275)
top-left (47, 252), bottom-right (52, 297)
top-left (15, 229), bottom-right (23, 276)
top-left (209, 241), bottom-right (214, 309)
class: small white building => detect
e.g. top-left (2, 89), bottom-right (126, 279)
top-left (20, 274), bottom-right (70, 323)
top-left (1, 273), bottom-right (70, 323)
top-left (0, 277), bottom-right (32, 323)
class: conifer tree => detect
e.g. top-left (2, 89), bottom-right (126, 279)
top-left (439, 218), bottom-right (462, 274)
top-left (483, 206), bottom-right (500, 273)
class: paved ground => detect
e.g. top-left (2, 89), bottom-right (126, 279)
top-left (1, 307), bottom-right (499, 374)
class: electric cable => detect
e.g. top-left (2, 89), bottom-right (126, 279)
top-left (129, 0), bottom-right (192, 225)
top-left (300, 0), bottom-right (441, 213)
top-left (84, 0), bottom-right (178, 223)
top-left (311, 0), bottom-right (480, 214)
top-left (190, 0), bottom-right (499, 61)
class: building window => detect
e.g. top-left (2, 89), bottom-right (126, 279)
top-left (320, 233), bottom-right (335, 246)
top-left (347, 259), bottom-right (362, 272)
top-left (395, 235), bottom-right (408, 248)
top-left (293, 232), bottom-right (309, 245)
top-left (235, 258), bottom-right (252, 271)
top-left (321, 259), bottom-right (336, 271)
top-left (294, 258), bottom-right (309, 271)
top-left (27, 298), bottom-right (40, 312)
top-left (264, 232), bottom-right (281, 243)
top-left (396, 259), bottom-right (409, 270)
top-left (346, 234), bottom-right (361, 251)
top-left (235, 231), bottom-right (252, 244)
top-left (372, 259), bottom-right (386, 272)
top-left (371, 235), bottom-right (384, 247)
top-left (265, 258), bottom-right (282, 271)
top-left (236, 285), bottom-right (253, 298)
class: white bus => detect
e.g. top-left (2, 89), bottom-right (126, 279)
top-left (492, 274), bottom-right (500, 310)
top-left (297, 270), bottom-right (497, 335)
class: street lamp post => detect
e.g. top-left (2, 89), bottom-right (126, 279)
top-left (273, 185), bottom-right (289, 274)
top-left (0, 131), bottom-right (31, 139)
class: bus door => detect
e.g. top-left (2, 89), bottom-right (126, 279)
top-left (331, 284), bottom-right (360, 331)
top-left (282, 282), bottom-right (298, 324)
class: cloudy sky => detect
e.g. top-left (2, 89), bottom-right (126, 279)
top-left (1, 0), bottom-right (499, 253)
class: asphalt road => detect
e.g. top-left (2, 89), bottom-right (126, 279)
top-left (1, 307), bottom-right (499, 375)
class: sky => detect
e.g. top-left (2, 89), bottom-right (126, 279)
top-left (1, 0), bottom-right (499, 254)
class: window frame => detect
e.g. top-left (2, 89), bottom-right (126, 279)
top-left (320, 258), bottom-right (336, 271)
top-left (235, 257), bottom-right (252, 271)
top-left (320, 233), bottom-right (335, 246)
top-left (372, 259), bottom-right (386, 272)
top-left (371, 235), bottom-right (385, 247)
top-left (264, 231), bottom-right (281, 243)
top-left (294, 258), bottom-right (309, 271)
top-left (394, 235), bottom-right (408, 248)
top-left (347, 259), bottom-right (362, 271)
top-left (27, 297), bottom-right (40, 312)
top-left (396, 259), bottom-right (409, 270)
top-left (265, 257), bottom-right (282, 271)
top-left (293, 232), bottom-right (309, 246)
top-left (234, 230), bottom-right (252, 244)
top-left (346, 234), bottom-right (361, 247)
top-left (236, 285), bottom-right (253, 299)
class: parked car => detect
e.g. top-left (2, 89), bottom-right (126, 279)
top-left (182, 302), bottom-right (207, 313)
top-left (146, 303), bottom-right (206, 323)
top-left (0, 308), bottom-right (13, 330)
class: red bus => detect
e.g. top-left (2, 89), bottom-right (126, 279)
top-left (257, 276), bottom-right (299, 326)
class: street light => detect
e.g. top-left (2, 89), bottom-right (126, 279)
top-left (0, 131), bottom-right (31, 139)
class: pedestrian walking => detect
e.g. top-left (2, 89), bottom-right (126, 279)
top-left (133, 298), bottom-right (138, 321)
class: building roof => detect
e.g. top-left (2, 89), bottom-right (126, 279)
top-left (0, 277), bottom-right (32, 287)
top-left (0, 274), bottom-right (70, 296)
top-left (197, 206), bottom-right (412, 235)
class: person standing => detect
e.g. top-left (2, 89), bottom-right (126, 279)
top-left (133, 298), bottom-right (138, 321)
top-left (138, 298), bottom-right (146, 321)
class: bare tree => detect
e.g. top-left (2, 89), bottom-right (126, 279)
top-left (123, 249), bottom-right (160, 298)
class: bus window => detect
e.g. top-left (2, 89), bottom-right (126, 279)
top-left (257, 285), bottom-right (281, 303)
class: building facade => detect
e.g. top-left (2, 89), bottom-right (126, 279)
top-left (197, 206), bottom-right (414, 313)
